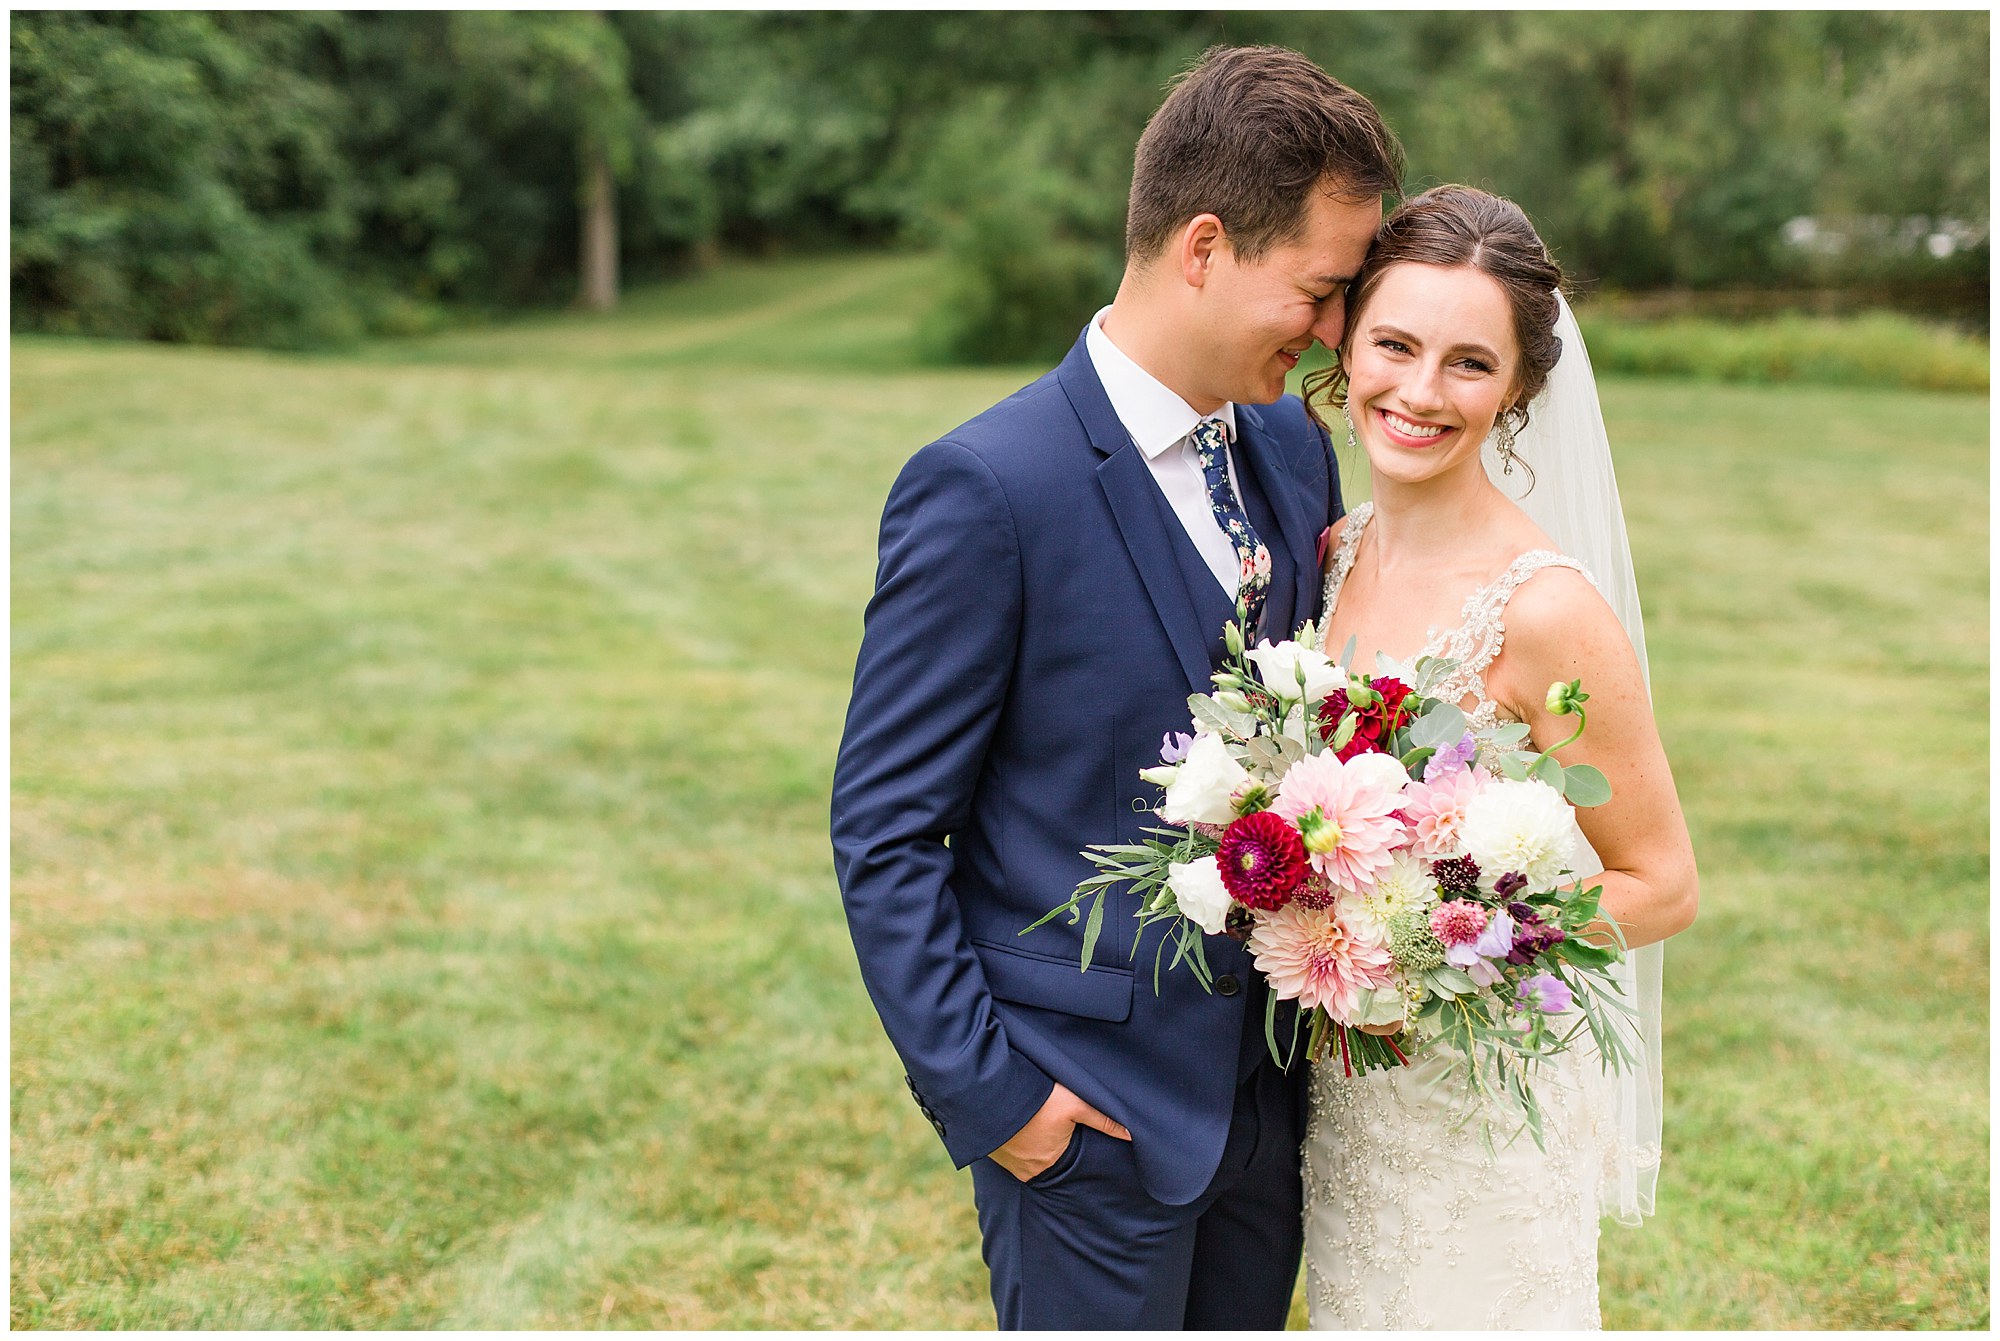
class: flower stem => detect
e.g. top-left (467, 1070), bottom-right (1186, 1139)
top-left (1549, 704), bottom-right (1586, 756)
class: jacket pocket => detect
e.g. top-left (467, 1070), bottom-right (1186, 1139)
top-left (971, 938), bottom-right (1134, 1023)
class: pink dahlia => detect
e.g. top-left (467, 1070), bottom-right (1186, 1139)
top-left (1399, 765), bottom-right (1487, 858)
top-left (1248, 902), bottom-right (1396, 1025)
top-left (1428, 899), bottom-right (1489, 947)
top-left (1267, 750), bottom-right (1409, 893)
top-left (1215, 811), bottom-right (1308, 911)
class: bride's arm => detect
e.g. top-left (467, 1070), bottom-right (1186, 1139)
top-left (1487, 569), bottom-right (1698, 950)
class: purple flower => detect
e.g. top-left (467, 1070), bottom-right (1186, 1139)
top-left (1505, 909), bottom-right (1567, 965)
top-left (1516, 972), bottom-right (1574, 1014)
top-left (1471, 908), bottom-right (1516, 960)
top-left (1443, 939), bottom-right (1504, 987)
top-left (1159, 731), bottom-right (1196, 765)
top-left (1493, 871), bottom-right (1529, 899)
top-left (1423, 732), bottom-right (1479, 782)
top-left (1444, 907), bottom-right (1515, 987)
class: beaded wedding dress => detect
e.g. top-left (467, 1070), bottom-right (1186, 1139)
top-left (1302, 502), bottom-right (1615, 1330)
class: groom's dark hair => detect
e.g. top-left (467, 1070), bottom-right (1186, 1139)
top-left (1126, 45), bottom-right (1403, 262)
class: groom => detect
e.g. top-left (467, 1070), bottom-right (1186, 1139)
top-left (831, 46), bottom-right (1400, 1329)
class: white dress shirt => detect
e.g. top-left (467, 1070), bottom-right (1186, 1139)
top-left (1084, 306), bottom-right (1246, 597)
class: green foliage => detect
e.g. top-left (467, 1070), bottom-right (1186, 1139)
top-left (10, 255), bottom-right (1990, 1327)
top-left (10, 13), bottom-right (1990, 354)
top-left (1577, 309), bottom-right (1990, 393)
top-left (11, 12), bottom-right (365, 347)
top-left (1833, 13), bottom-right (1989, 226)
top-left (914, 59), bottom-right (1163, 363)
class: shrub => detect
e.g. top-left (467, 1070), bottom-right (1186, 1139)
top-left (1576, 309), bottom-right (1988, 393)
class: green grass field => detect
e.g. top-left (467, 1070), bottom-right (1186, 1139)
top-left (12, 253), bottom-right (1989, 1328)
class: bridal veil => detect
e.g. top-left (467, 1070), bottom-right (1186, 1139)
top-left (1481, 293), bottom-right (1664, 1226)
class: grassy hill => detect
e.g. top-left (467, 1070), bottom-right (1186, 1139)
top-left (11, 254), bottom-right (1989, 1327)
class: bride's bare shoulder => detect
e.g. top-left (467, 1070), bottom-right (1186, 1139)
top-left (1498, 561), bottom-right (1635, 676)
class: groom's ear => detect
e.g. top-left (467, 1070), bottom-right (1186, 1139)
top-left (1178, 213), bottom-right (1228, 290)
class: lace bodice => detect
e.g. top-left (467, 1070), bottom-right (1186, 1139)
top-left (1320, 502), bottom-right (1594, 730)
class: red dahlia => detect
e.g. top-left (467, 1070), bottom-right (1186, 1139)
top-left (1316, 676), bottom-right (1417, 761)
top-left (1215, 811), bottom-right (1308, 911)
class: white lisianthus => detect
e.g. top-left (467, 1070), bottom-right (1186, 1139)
top-left (1158, 732), bottom-right (1253, 825)
top-left (1167, 855), bottom-right (1233, 936)
top-left (1243, 639), bottom-right (1346, 704)
top-left (1460, 777), bottom-right (1579, 890)
top-left (1279, 703), bottom-right (1311, 749)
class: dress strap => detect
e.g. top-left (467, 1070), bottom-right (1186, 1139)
top-left (1436, 551), bottom-right (1594, 726)
top-left (1318, 501), bottom-right (1374, 622)
top-left (1455, 551), bottom-right (1593, 682)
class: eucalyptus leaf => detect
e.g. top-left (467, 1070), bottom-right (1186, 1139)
top-left (1529, 753), bottom-right (1564, 787)
top-left (1189, 694), bottom-right (1254, 740)
top-left (1409, 654), bottom-right (1461, 695)
top-left (1487, 721), bottom-right (1532, 748)
top-left (1425, 965), bottom-right (1479, 997)
top-left (1241, 736), bottom-right (1288, 771)
top-left (1498, 751), bottom-right (1532, 781)
top-left (1409, 701), bottom-right (1468, 749)
top-left (1561, 763), bottom-right (1612, 807)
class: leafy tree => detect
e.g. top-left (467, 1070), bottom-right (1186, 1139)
top-left (10, 11), bottom-right (1988, 352)
top-left (12, 11), bottom-right (362, 346)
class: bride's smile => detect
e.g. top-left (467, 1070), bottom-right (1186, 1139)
top-left (1342, 261), bottom-right (1520, 487)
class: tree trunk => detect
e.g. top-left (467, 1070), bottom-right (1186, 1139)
top-left (579, 140), bottom-right (617, 311)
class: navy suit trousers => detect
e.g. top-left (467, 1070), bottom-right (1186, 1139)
top-left (968, 1058), bottom-right (1304, 1330)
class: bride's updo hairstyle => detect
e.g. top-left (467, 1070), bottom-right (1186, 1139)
top-left (1308, 184), bottom-right (1566, 452)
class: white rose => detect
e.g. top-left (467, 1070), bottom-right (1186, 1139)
top-left (1168, 856), bottom-right (1233, 936)
top-left (1342, 749), bottom-right (1416, 797)
top-left (1243, 639), bottom-right (1346, 703)
top-left (1158, 732), bottom-right (1252, 825)
top-left (1460, 777), bottom-right (1579, 890)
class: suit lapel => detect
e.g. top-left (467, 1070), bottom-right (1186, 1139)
top-left (1234, 403), bottom-right (1322, 636)
top-left (1056, 337), bottom-right (1214, 695)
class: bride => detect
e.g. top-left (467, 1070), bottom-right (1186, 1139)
top-left (1297, 185), bottom-right (1698, 1329)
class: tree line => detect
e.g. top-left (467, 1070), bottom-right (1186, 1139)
top-left (11, 11), bottom-right (1987, 358)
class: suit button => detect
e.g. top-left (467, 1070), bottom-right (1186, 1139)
top-left (1216, 974), bottom-right (1241, 996)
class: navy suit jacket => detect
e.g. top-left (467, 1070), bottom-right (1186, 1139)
top-left (831, 330), bottom-right (1343, 1206)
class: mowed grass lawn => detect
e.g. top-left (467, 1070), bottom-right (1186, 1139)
top-left (12, 254), bottom-right (1988, 1328)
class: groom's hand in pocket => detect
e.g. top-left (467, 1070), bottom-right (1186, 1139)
top-left (990, 1082), bottom-right (1132, 1183)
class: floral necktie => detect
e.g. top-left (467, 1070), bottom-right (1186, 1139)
top-left (1190, 417), bottom-right (1271, 636)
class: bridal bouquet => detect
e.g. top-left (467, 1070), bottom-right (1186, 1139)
top-left (1026, 615), bottom-right (1636, 1140)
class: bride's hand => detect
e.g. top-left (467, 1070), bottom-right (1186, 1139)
top-left (1358, 1021), bottom-right (1404, 1036)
